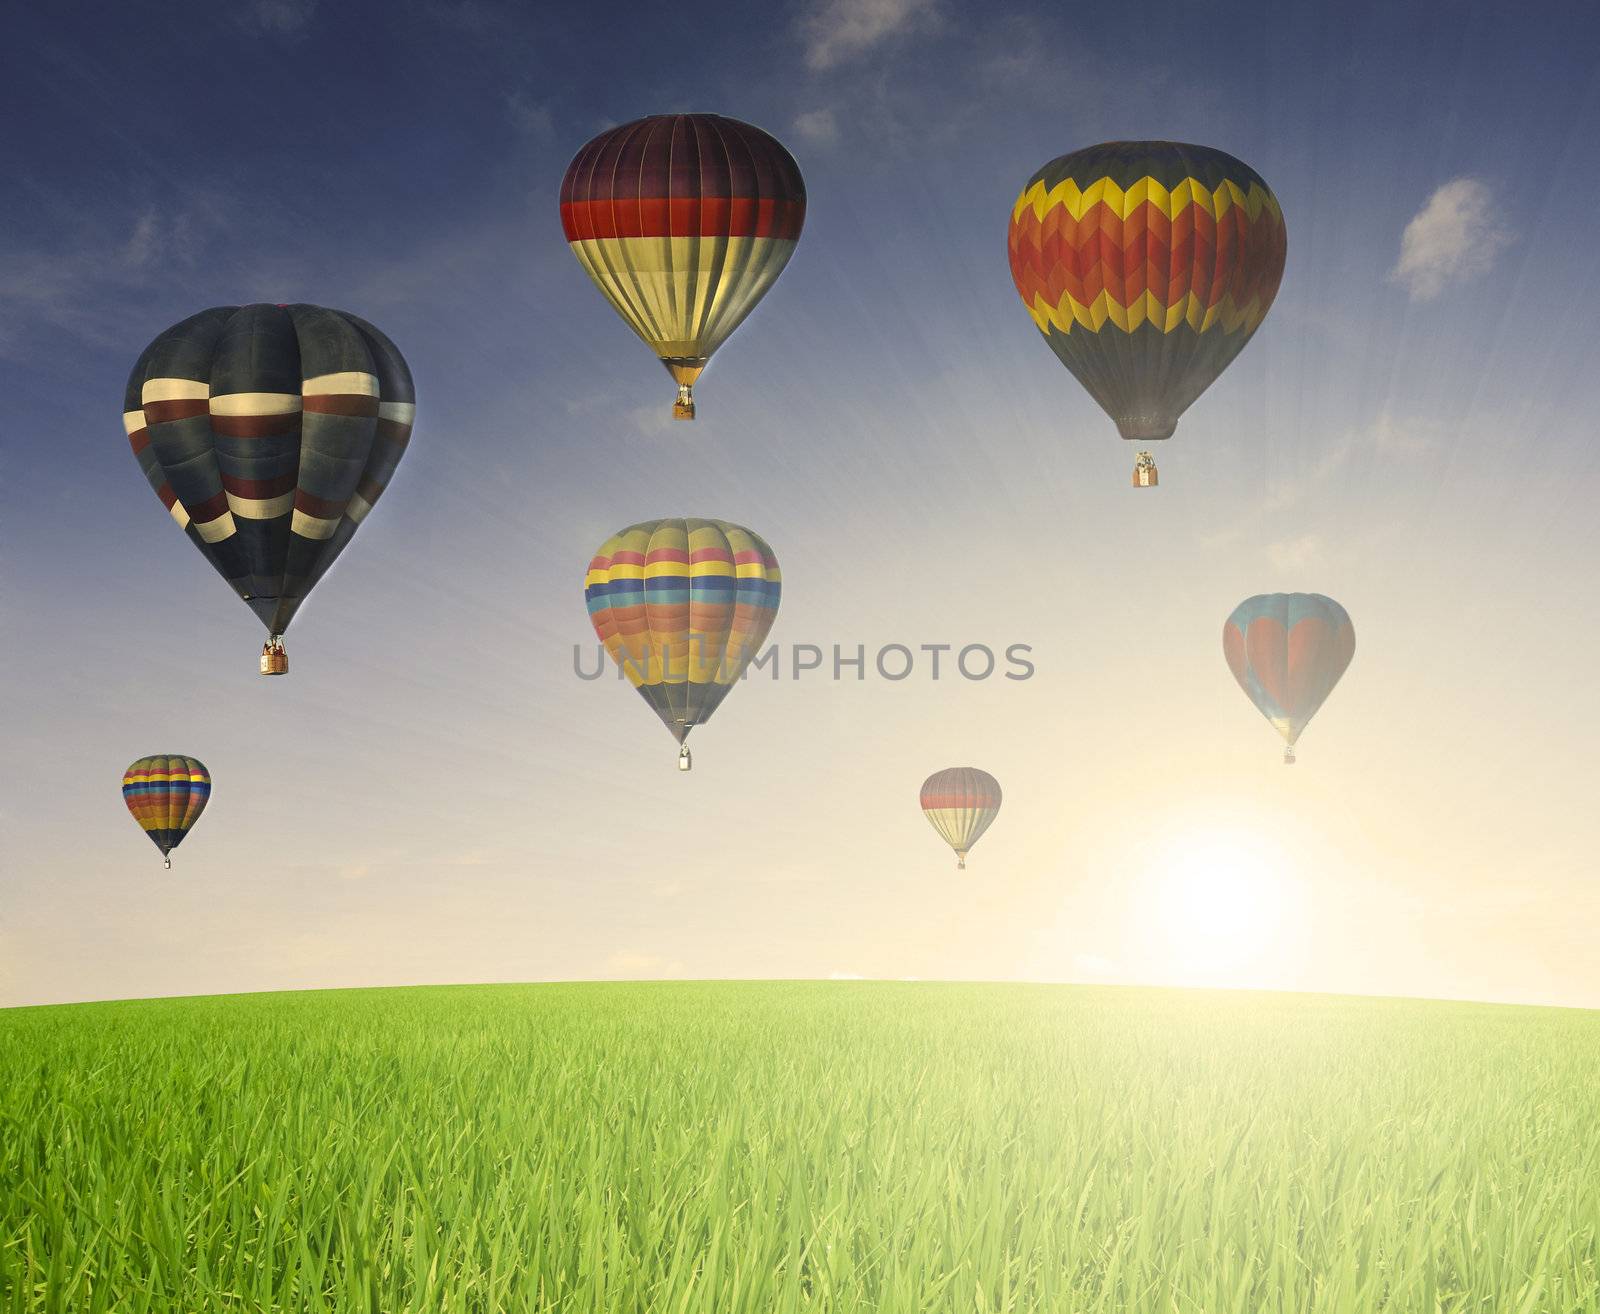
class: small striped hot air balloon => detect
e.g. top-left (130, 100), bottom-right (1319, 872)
top-left (584, 519), bottom-right (781, 769)
top-left (1223, 594), bottom-right (1355, 764)
top-left (560, 114), bottom-right (806, 420)
top-left (1008, 141), bottom-right (1287, 485)
top-left (124, 305), bottom-right (415, 674)
top-left (920, 768), bottom-right (1002, 870)
top-left (122, 756), bottom-right (211, 868)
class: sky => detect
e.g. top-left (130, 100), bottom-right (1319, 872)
top-left (3, 0), bottom-right (1599, 1009)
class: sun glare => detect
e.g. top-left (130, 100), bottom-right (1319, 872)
top-left (1145, 829), bottom-right (1299, 983)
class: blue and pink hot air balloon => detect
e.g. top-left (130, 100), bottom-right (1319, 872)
top-left (1223, 594), bottom-right (1355, 764)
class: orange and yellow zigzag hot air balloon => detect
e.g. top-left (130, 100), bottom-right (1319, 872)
top-left (1008, 141), bottom-right (1286, 485)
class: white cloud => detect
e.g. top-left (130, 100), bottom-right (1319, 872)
top-left (1262, 408), bottom-right (1442, 512)
top-left (505, 92), bottom-right (555, 141)
top-left (1363, 411), bottom-right (1443, 460)
top-left (422, 0), bottom-right (507, 36)
top-left (784, 11), bottom-right (1146, 160)
top-left (121, 210), bottom-right (160, 269)
top-left (0, 208), bottom-right (207, 356)
top-left (793, 108), bottom-right (839, 147)
top-left (828, 970), bottom-right (865, 980)
top-left (249, 0), bottom-right (318, 33)
top-left (629, 404), bottom-right (678, 439)
top-left (801, 0), bottom-right (937, 71)
top-left (1266, 533), bottom-right (1325, 572)
top-left (1389, 178), bottom-right (1511, 302)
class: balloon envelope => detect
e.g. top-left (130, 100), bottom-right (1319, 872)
top-left (585, 519), bottom-right (781, 750)
top-left (122, 756), bottom-right (211, 859)
top-left (1008, 141), bottom-right (1286, 446)
top-left (560, 114), bottom-right (806, 417)
top-left (124, 304), bottom-right (415, 644)
top-left (920, 767), bottom-right (1002, 868)
top-left (1223, 593), bottom-right (1355, 756)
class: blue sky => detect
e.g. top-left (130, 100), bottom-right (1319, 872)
top-left (3, 0), bottom-right (1600, 1008)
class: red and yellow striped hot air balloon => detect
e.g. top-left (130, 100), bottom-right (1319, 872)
top-left (1008, 141), bottom-right (1286, 485)
top-left (920, 768), bottom-right (1002, 870)
top-left (560, 114), bottom-right (806, 420)
top-left (122, 756), bottom-right (211, 869)
top-left (584, 519), bottom-right (781, 769)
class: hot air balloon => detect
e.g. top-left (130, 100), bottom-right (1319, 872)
top-left (124, 305), bottom-right (415, 674)
top-left (920, 767), bottom-right (1002, 870)
top-left (560, 114), bottom-right (806, 420)
top-left (122, 756), bottom-right (211, 869)
top-left (1008, 141), bottom-right (1287, 485)
top-left (585, 519), bottom-right (781, 769)
top-left (1223, 594), bottom-right (1355, 764)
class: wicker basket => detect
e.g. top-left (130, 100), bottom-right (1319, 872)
top-left (259, 639), bottom-right (288, 676)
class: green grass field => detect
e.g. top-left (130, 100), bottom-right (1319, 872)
top-left (3, 982), bottom-right (1598, 1312)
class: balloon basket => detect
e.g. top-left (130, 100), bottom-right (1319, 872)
top-left (1132, 452), bottom-right (1158, 487)
top-left (956, 853), bottom-right (967, 870)
top-left (678, 744), bottom-right (693, 772)
top-left (673, 385), bottom-right (695, 421)
top-left (163, 856), bottom-right (171, 870)
top-left (260, 637), bottom-right (287, 676)
top-left (1283, 747), bottom-right (1296, 766)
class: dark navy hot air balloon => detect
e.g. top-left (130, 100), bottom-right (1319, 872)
top-left (124, 305), bottom-right (415, 673)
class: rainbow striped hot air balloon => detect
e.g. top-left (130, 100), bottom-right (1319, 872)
top-left (1008, 141), bottom-right (1286, 485)
top-left (920, 768), bottom-right (1002, 870)
top-left (585, 519), bottom-right (781, 769)
top-left (1223, 594), bottom-right (1355, 764)
top-left (122, 756), bottom-right (211, 868)
top-left (560, 114), bottom-right (806, 420)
